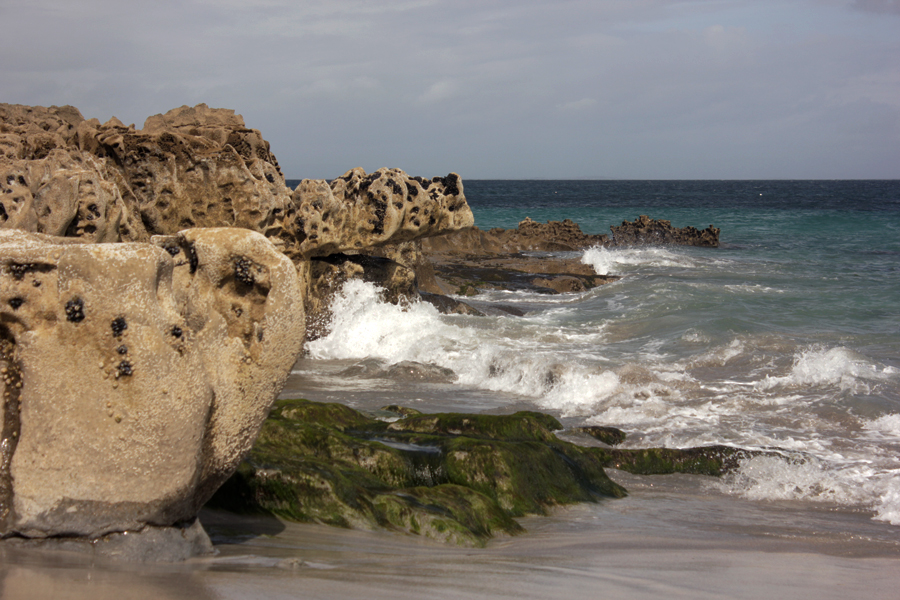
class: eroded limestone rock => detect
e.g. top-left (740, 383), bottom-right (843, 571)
top-left (290, 168), bottom-right (472, 259)
top-left (0, 104), bottom-right (474, 263)
top-left (0, 227), bottom-right (303, 543)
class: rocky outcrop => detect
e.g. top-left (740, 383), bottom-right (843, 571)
top-left (0, 104), bottom-right (473, 260)
top-left (1, 103), bottom-right (474, 338)
top-left (290, 169), bottom-right (471, 259)
top-left (0, 227), bottom-right (304, 556)
top-left (418, 214), bottom-right (718, 257)
top-left (0, 103), bottom-right (478, 558)
top-left (379, 214), bottom-right (718, 304)
top-left (419, 217), bottom-right (607, 256)
top-left (609, 215), bottom-right (719, 247)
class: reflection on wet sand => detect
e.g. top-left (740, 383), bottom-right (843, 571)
top-left (6, 470), bottom-right (898, 600)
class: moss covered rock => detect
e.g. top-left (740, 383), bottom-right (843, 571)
top-left (207, 400), bottom-right (624, 545)
top-left (207, 400), bottom-right (768, 546)
top-left (598, 445), bottom-right (768, 476)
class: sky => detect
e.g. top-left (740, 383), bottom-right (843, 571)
top-left (2, 0), bottom-right (899, 179)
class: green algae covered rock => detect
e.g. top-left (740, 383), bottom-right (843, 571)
top-left (207, 400), bottom-right (622, 546)
top-left (598, 445), bottom-right (767, 477)
top-left (207, 399), bottom-right (766, 546)
top-left (385, 410), bottom-right (563, 442)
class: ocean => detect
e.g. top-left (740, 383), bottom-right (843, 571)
top-left (295, 179), bottom-right (900, 529)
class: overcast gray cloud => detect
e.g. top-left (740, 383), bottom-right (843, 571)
top-left (2, 0), bottom-right (898, 178)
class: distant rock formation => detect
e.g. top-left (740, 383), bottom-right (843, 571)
top-left (419, 217), bottom-right (607, 256)
top-left (418, 214), bottom-right (718, 257)
top-left (609, 215), bottom-right (719, 247)
top-left (0, 227), bottom-right (304, 557)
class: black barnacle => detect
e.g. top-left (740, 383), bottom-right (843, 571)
top-left (117, 360), bottom-right (133, 377)
top-left (117, 345), bottom-right (128, 355)
top-left (171, 326), bottom-right (183, 338)
top-left (9, 264), bottom-right (33, 281)
top-left (8, 297), bottom-right (24, 310)
top-left (111, 317), bottom-right (127, 337)
top-left (234, 257), bottom-right (254, 286)
top-left (65, 298), bottom-right (85, 322)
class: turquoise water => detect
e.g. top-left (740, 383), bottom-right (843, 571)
top-left (306, 180), bottom-right (900, 527)
top-left (467, 180), bottom-right (900, 353)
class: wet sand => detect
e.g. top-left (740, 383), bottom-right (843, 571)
top-left (3, 469), bottom-right (899, 600)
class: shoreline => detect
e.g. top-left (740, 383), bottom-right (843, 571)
top-left (4, 478), bottom-right (898, 600)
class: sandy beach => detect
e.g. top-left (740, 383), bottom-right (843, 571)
top-left (3, 465), bottom-right (898, 600)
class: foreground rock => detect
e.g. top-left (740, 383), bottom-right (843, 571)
top-left (0, 227), bottom-right (304, 559)
top-left (208, 400), bottom-right (766, 546)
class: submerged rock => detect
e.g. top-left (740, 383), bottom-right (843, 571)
top-left (0, 227), bottom-right (303, 554)
top-left (571, 426), bottom-right (627, 446)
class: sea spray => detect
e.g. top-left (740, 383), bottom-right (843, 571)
top-left (757, 346), bottom-right (897, 393)
top-left (581, 245), bottom-right (695, 276)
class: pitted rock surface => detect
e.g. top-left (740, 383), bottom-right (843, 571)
top-left (0, 104), bottom-right (474, 260)
top-left (0, 227), bottom-right (303, 539)
top-left (288, 168), bottom-right (472, 259)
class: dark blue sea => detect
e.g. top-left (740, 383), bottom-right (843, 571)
top-left (299, 179), bottom-right (900, 528)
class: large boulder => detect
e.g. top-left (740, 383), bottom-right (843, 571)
top-left (0, 227), bottom-right (304, 551)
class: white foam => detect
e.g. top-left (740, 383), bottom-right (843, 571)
top-left (720, 455), bottom-right (867, 504)
top-left (756, 346), bottom-right (894, 393)
top-left (306, 281), bottom-right (691, 417)
top-left (720, 454), bottom-right (900, 525)
top-left (581, 246), bottom-right (692, 276)
top-left (873, 476), bottom-right (900, 526)
top-left (863, 414), bottom-right (900, 439)
top-left (306, 279), bottom-right (458, 365)
top-left (680, 329), bottom-right (709, 344)
top-left (722, 284), bottom-right (784, 294)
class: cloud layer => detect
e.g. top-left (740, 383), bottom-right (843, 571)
top-left (3, 0), bottom-right (898, 178)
